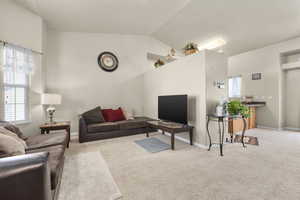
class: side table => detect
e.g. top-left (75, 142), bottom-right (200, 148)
top-left (40, 121), bottom-right (71, 148)
top-left (206, 114), bottom-right (246, 156)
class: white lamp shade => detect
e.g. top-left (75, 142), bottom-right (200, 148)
top-left (41, 93), bottom-right (62, 105)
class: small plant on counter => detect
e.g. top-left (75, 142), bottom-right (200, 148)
top-left (227, 100), bottom-right (250, 118)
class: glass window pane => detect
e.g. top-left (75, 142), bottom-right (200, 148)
top-left (15, 72), bottom-right (27, 85)
top-left (16, 88), bottom-right (26, 104)
top-left (4, 47), bottom-right (14, 66)
top-left (4, 104), bottom-right (15, 121)
top-left (228, 77), bottom-right (241, 98)
top-left (3, 71), bottom-right (14, 84)
top-left (4, 87), bottom-right (15, 104)
top-left (16, 104), bottom-right (25, 121)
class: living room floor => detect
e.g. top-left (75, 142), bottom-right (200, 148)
top-left (61, 129), bottom-right (300, 200)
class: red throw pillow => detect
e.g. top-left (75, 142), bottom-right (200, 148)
top-left (101, 109), bottom-right (113, 122)
top-left (106, 108), bottom-right (126, 122)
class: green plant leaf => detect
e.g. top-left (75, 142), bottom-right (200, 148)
top-left (227, 100), bottom-right (250, 118)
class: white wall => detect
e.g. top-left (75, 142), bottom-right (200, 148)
top-left (0, 0), bottom-right (42, 52)
top-left (205, 51), bottom-right (228, 114)
top-left (205, 51), bottom-right (228, 142)
top-left (143, 50), bottom-right (227, 145)
top-left (46, 31), bottom-right (170, 132)
top-left (228, 37), bottom-right (300, 129)
top-left (143, 53), bottom-right (207, 144)
top-left (0, 0), bottom-right (46, 136)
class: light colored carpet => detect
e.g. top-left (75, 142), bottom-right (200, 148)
top-left (61, 129), bottom-right (300, 200)
top-left (97, 129), bottom-right (300, 200)
top-left (58, 142), bottom-right (122, 200)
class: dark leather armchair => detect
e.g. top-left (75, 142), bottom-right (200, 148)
top-left (0, 152), bottom-right (52, 200)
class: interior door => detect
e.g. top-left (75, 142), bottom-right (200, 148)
top-left (285, 69), bottom-right (300, 129)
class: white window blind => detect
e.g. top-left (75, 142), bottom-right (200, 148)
top-left (2, 44), bottom-right (32, 122)
top-left (228, 76), bottom-right (242, 98)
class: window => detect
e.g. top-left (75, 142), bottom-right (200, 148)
top-left (2, 44), bottom-right (33, 123)
top-left (228, 76), bottom-right (241, 98)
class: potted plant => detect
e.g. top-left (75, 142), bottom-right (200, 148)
top-left (227, 100), bottom-right (250, 118)
top-left (154, 59), bottom-right (165, 68)
top-left (183, 42), bottom-right (198, 56)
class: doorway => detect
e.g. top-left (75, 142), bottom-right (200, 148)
top-left (284, 68), bottom-right (300, 131)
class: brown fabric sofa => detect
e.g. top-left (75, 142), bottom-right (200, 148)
top-left (0, 121), bottom-right (68, 200)
top-left (79, 116), bottom-right (157, 143)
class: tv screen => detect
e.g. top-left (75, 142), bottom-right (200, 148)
top-left (158, 95), bottom-right (188, 124)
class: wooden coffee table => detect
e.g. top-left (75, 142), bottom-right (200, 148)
top-left (146, 121), bottom-right (194, 150)
top-left (40, 121), bottom-right (71, 148)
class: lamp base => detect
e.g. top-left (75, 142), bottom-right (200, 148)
top-left (47, 106), bottom-right (56, 124)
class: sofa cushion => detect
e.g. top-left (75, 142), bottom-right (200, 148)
top-left (26, 132), bottom-right (68, 150)
top-left (106, 108), bottom-right (126, 122)
top-left (82, 106), bottom-right (105, 124)
top-left (117, 119), bottom-right (148, 130)
top-left (26, 145), bottom-right (65, 190)
top-left (87, 122), bottom-right (120, 133)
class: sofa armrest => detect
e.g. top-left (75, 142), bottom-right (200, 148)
top-left (0, 152), bottom-right (52, 200)
top-left (79, 117), bottom-right (88, 143)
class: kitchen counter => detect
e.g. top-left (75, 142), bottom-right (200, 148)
top-left (242, 101), bottom-right (266, 107)
top-left (229, 101), bottom-right (266, 134)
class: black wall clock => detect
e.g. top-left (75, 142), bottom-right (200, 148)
top-left (97, 52), bottom-right (119, 72)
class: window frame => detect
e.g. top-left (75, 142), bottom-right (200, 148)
top-left (2, 47), bottom-right (31, 124)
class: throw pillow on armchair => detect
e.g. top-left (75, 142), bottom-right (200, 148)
top-left (0, 121), bottom-right (27, 140)
top-left (0, 133), bottom-right (26, 156)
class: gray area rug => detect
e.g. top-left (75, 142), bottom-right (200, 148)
top-left (135, 137), bottom-right (170, 153)
top-left (58, 150), bottom-right (122, 200)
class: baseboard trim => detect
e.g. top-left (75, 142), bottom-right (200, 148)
top-left (256, 125), bottom-right (280, 131)
top-left (283, 127), bottom-right (300, 131)
top-left (71, 132), bottom-right (78, 136)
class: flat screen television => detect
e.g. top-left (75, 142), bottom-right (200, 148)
top-left (158, 95), bottom-right (188, 124)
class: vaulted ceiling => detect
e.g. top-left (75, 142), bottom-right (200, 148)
top-left (15, 0), bottom-right (300, 55)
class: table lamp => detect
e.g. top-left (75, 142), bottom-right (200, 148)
top-left (41, 93), bottom-right (62, 123)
